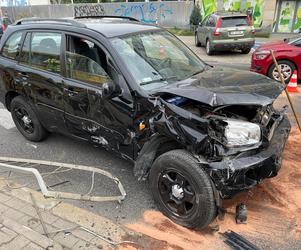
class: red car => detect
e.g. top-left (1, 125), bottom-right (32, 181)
top-left (251, 36), bottom-right (301, 83)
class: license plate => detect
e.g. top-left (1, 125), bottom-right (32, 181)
top-left (230, 31), bottom-right (244, 35)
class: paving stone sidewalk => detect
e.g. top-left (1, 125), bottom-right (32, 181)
top-left (0, 180), bottom-right (131, 250)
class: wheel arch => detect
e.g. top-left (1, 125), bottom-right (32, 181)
top-left (133, 135), bottom-right (184, 181)
top-left (267, 58), bottom-right (298, 77)
top-left (5, 90), bottom-right (19, 111)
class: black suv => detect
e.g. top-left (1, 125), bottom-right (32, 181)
top-left (0, 17), bottom-right (291, 229)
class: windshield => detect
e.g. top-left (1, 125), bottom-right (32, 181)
top-left (288, 36), bottom-right (301, 44)
top-left (111, 31), bottom-right (206, 91)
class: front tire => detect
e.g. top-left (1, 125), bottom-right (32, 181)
top-left (268, 60), bottom-right (295, 83)
top-left (241, 47), bottom-right (251, 54)
top-left (149, 150), bottom-right (217, 229)
top-left (11, 96), bottom-right (48, 142)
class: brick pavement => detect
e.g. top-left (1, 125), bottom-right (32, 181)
top-left (0, 179), bottom-right (131, 250)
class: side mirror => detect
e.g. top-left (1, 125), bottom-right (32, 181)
top-left (102, 81), bottom-right (116, 97)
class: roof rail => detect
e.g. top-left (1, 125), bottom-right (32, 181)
top-left (74, 15), bottom-right (140, 22)
top-left (14, 18), bottom-right (86, 28)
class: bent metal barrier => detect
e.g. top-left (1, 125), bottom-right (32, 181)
top-left (0, 157), bottom-right (126, 203)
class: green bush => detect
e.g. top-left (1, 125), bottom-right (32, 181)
top-left (190, 5), bottom-right (202, 26)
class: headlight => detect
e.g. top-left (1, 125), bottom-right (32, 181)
top-left (254, 50), bottom-right (270, 60)
top-left (224, 120), bottom-right (261, 147)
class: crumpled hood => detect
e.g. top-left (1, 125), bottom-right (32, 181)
top-left (156, 67), bottom-right (284, 107)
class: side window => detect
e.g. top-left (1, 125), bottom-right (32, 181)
top-left (206, 16), bottom-right (215, 27)
top-left (65, 35), bottom-right (112, 86)
top-left (20, 32), bottom-right (62, 74)
top-left (2, 31), bottom-right (23, 60)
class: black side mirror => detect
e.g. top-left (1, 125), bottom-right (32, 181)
top-left (102, 81), bottom-right (116, 97)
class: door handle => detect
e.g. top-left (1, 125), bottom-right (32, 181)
top-left (18, 72), bottom-right (28, 77)
top-left (64, 87), bottom-right (79, 97)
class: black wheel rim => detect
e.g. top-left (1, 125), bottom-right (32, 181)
top-left (158, 169), bottom-right (197, 218)
top-left (14, 107), bottom-right (34, 134)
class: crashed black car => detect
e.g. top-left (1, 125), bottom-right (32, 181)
top-left (0, 17), bottom-right (291, 229)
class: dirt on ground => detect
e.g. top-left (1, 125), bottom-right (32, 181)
top-left (124, 128), bottom-right (301, 250)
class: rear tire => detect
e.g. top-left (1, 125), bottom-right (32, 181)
top-left (206, 39), bottom-right (214, 55)
top-left (241, 47), bottom-right (251, 54)
top-left (149, 149), bottom-right (217, 229)
top-left (11, 96), bottom-right (48, 142)
top-left (268, 60), bottom-right (296, 83)
top-left (195, 33), bottom-right (201, 47)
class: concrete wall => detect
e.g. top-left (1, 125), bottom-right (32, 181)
top-left (1, 2), bottom-right (194, 28)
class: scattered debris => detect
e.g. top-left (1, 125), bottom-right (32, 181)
top-left (221, 230), bottom-right (260, 250)
top-left (235, 203), bottom-right (247, 224)
top-left (37, 180), bottom-right (70, 192)
top-left (26, 143), bottom-right (38, 149)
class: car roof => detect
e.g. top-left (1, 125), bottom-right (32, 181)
top-left (14, 17), bottom-right (161, 38)
top-left (213, 11), bottom-right (248, 18)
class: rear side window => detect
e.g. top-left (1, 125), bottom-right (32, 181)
top-left (2, 31), bottom-right (23, 60)
top-left (20, 32), bottom-right (62, 74)
top-left (206, 16), bottom-right (215, 27)
top-left (220, 16), bottom-right (250, 28)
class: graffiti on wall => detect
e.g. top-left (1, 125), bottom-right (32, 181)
top-left (74, 4), bottom-right (105, 18)
top-left (114, 3), bottom-right (173, 24)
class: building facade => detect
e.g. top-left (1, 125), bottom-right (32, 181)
top-left (197, 0), bottom-right (300, 33)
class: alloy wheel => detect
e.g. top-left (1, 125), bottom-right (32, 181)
top-left (272, 64), bottom-right (293, 81)
top-left (158, 169), bottom-right (196, 217)
top-left (14, 107), bottom-right (34, 134)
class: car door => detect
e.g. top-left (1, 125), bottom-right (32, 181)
top-left (62, 34), bottom-right (135, 158)
top-left (16, 31), bottom-right (65, 132)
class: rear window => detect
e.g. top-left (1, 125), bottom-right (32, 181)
top-left (220, 16), bottom-right (250, 28)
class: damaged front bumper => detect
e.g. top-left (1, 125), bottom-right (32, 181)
top-left (204, 115), bottom-right (291, 199)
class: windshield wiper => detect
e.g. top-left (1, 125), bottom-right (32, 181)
top-left (187, 69), bottom-right (205, 78)
top-left (140, 76), bottom-right (178, 86)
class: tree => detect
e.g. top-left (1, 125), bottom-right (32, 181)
top-left (190, 4), bottom-right (202, 26)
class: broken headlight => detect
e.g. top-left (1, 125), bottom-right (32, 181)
top-left (224, 119), bottom-right (261, 147)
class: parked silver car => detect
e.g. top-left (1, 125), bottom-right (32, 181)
top-left (195, 12), bottom-right (255, 55)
